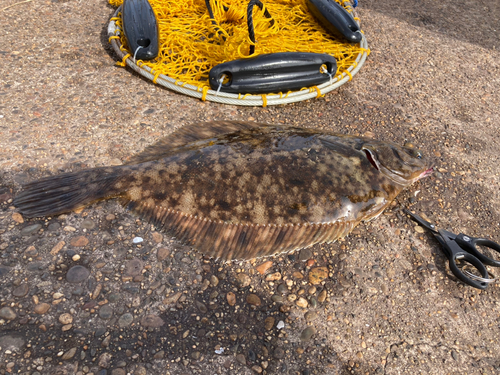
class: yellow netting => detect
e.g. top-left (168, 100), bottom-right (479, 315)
top-left (108, 0), bottom-right (369, 92)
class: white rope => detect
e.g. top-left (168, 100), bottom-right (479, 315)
top-left (107, 7), bottom-right (369, 106)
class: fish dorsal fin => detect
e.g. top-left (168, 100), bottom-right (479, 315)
top-left (124, 121), bottom-right (270, 165)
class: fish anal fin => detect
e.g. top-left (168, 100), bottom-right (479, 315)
top-left (124, 200), bottom-right (358, 260)
top-left (124, 121), bottom-right (272, 165)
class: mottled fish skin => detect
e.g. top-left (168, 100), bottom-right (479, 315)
top-left (14, 121), bottom-right (432, 260)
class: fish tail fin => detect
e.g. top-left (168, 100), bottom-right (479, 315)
top-left (14, 166), bottom-right (129, 218)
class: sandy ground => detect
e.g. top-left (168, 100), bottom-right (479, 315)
top-left (1, 0), bottom-right (500, 374)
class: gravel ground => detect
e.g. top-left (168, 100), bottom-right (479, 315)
top-left (1, 0), bottom-right (500, 374)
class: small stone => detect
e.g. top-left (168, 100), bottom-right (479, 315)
top-left (106, 214), bottom-right (115, 221)
top-left (292, 271), bottom-right (304, 279)
top-left (151, 232), bottom-right (163, 243)
top-left (299, 248), bottom-right (312, 261)
top-left (34, 303), bottom-right (50, 315)
top-left (226, 292), bottom-right (236, 306)
top-left (153, 350), bottom-right (165, 359)
top-left (82, 219), bottom-right (96, 230)
top-left (300, 326), bottom-right (316, 341)
top-left (72, 254), bottom-right (81, 261)
top-left (273, 347), bottom-right (285, 359)
top-left (246, 293), bottom-right (261, 306)
top-left (101, 335), bottom-right (111, 348)
top-left (195, 300), bottom-right (208, 313)
top-left (62, 324), bottom-right (72, 331)
top-left (132, 237), bottom-right (143, 244)
top-left (414, 225), bottom-right (425, 233)
top-left (140, 314), bottom-right (165, 328)
top-left (21, 224), bottom-right (42, 236)
top-left (59, 313), bottom-right (73, 325)
top-left (62, 347), bottom-right (77, 360)
top-left (99, 305), bottom-right (113, 320)
top-left (134, 366), bottom-right (147, 375)
top-left (163, 292), bottom-right (182, 305)
top-left (157, 247), bottom-right (170, 261)
top-left (191, 351), bottom-right (201, 360)
top-left (308, 267), bottom-right (329, 285)
top-left (255, 260), bottom-right (273, 275)
top-left (66, 265), bottom-right (90, 283)
top-left (236, 353), bottom-right (246, 364)
top-left (12, 283), bottom-right (29, 297)
top-left (264, 317), bottom-right (275, 330)
top-left (118, 313), bottom-right (134, 328)
top-left (304, 311), bottom-right (317, 322)
top-left (63, 225), bottom-right (76, 232)
top-left (277, 321), bottom-right (285, 329)
top-left (12, 212), bottom-right (24, 223)
top-left (70, 236), bottom-right (89, 247)
top-left (306, 259), bottom-right (315, 267)
top-left (124, 258), bottom-right (143, 277)
top-left (111, 369), bottom-right (126, 375)
top-left (251, 365), bottom-right (263, 373)
top-left (317, 289), bottom-right (327, 303)
top-left (50, 241), bottom-right (65, 255)
top-left (0, 307), bottom-right (16, 320)
top-left (265, 272), bottom-right (282, 281)
top-left (296, 297), bottom-right (308, 308)
top-left (98, 352), bottom-right (112, 368)
top-left (236, 273), bottom-right (251, 288)
top-left (92, 283), bottom-right (103, 299)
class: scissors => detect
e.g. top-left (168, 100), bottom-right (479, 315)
top-left (403, 208), bottom-right (500, 290)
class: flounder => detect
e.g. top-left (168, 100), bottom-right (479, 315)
top-left (14, 121), bottom-right (432, 260)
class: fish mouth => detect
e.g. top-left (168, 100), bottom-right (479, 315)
top-left (418, 167), bottom-right (434, 179)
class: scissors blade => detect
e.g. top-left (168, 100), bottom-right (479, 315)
top-left (403, 208), bottom-right (438, 234)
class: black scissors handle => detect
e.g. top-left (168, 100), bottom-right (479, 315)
top-left (442, 232), bottom-right (490, 290)
top-left (454, 233), bottom-right (500, 267)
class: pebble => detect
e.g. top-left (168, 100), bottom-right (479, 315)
top-left (0, 307), bottom-right (16, 320)
top-left (236, 353), bottom-right (246, 364)
top-left (12, 283), bottom-right (29, 297)
top-left (99, 305), bottom-right (114, 320)
top-left (111, 369), bottom-right (126, 375)
top-left (414, 225), bottom-right (425, 233)
top-left (246, 293), bottom-right (261, 306)
top-left (300, 326), bottom-right (316, 341)
top-left (265, 272), bottom-right (282, 281)
top-left (157, 247), bottom-right (170, 261)
top-left (255, 260), bottom-right (273, 275)
top-left (70, 235), bottom-right (89, 247)
top-left (106, 214), bottom-right (116, 221)
top-left (308, 286), bottom-right (317, 295)
top-left (195, 300), bottom-right (208, 313)
top-left (98, 352), bottom-right (112, 368)
top-left (277, 283), bottom-right (287, 294)
top-left (124, 258), bottom-right (143, 277)
top-left (304, 311), bottom-right (318, 322)
top-left (252, 365), bottom-right (263, 373)
top-left (66, 265), bottom-right (90, 283)
top-left (296, 297), bottom-right (308, 308)
top-left (151, 232), bottom-right (163, 243)
top-left (273, 347), bottom-right (285, 359)
top-left (118, 313), bottom-right (134, 328)
top-left (72, 254), bottom-right (81, 261)
top-left (226, 292), bottom-right (236, 306)
top-left (59, 313), bottom-right (73, 325)
top-left (21, 224), bottom-right (42, 236)
top-left (308, 267), bottom-right (329, 285)
top-left (0, 266), bottom-right (11, 278)
top-left (82, 219), bottom-right (96, 230)
top-left (163, 292), bottom-right (182, 305)
top-left (140, 314), bottom-right (165, 328)
top-left (317, 290), bottom-right (327, 303)
top-left (50, 241), bottom-right (65, 255)
top-left (264, 317), bottom-right (275, 330)
top-left (12, 212), bottom-right (24, 223)
top-left (62, 347), bottom-right (77, 360)
top-left (210, 275), bottom-right (219, 286)
top-left (132, 237), bottom-right (143, 244)
top-left (299, 248), bottom-right (313, 261)
top-left (153, 351), bottom-right (165, 359)
top-left (235, 273), bottom-right (251, 288)
top-left (34, 303), bottom-right (50, 315)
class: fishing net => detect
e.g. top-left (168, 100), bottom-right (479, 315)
top-left (107, 0), bottom-right (369, 106)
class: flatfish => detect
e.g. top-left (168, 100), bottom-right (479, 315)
top-left (14, 121), bottom-right (432, 260)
